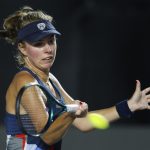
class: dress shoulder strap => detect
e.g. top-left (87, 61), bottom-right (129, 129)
top-left (19, 67), bottom-right (44, 86)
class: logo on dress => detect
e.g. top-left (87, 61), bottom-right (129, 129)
top-left (37, 23), bottom-right (46, 30)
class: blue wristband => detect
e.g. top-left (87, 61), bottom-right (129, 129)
top-left (116, 100), bottom-right (133, 118)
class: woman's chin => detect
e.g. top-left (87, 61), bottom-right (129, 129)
top-left (41, 64), bottom-right (52, 71)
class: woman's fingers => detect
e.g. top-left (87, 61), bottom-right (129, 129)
top-left (73, 100), bottom-right (88, 117)
top-left (142, 87), bottom-right (150, 95)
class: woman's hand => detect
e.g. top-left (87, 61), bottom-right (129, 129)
top-left (128, 80), bottom-right (150, 112)
top-left (73, 100), bottom-right (88, 118)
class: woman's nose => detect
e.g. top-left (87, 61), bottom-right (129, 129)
top-left (45, 43), bottom-right (52, 53)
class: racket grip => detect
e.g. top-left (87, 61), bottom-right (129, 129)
top-left (66, 104), bottom-right (79, 112)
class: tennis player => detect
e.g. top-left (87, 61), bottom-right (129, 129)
top-left (0, 6), bottom-right (150, 150)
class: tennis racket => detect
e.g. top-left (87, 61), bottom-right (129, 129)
top-left (15, 82), bottom-right (79, 137)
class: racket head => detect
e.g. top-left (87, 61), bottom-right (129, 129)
top-left (15, 82), bottom-right (55, 137)
top-left (15, 82), bottom-right (79, 137)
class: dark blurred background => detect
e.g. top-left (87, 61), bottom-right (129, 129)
top-left (0, 0), bottom-right (150, 149)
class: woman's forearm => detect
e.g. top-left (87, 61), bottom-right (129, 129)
top-left (73, 106), bottom-right (119, 132)
top-left (41, 112), bottom-right (76, 145)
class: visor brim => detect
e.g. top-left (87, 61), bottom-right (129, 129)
top-left (23, 30), bottom-right (61, 43)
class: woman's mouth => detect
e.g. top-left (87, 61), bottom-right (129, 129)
top-left (43, 56), bottom-right (53, 61)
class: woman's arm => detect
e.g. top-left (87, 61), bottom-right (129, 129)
top-left (50, 74), bottom-right (150, 132)
top-left (74, 81), bottom-right (150, 132)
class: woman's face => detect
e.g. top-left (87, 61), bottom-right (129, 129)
top-left (21, 35), bottom-right (57, 71)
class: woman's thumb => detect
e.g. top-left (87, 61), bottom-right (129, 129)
top-left (135, 80), bottom-right (141, 92)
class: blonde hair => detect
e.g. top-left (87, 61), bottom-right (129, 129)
top-left (0, 6), bottom-right (53, 66)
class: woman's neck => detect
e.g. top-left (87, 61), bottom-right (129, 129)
top-left (24, 60), bottom-right (50, 83)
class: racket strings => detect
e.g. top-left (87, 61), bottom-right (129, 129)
top-left (19, 85), bottom-right (49, 135)
top-left (17, 83), bottom-right (66, 136)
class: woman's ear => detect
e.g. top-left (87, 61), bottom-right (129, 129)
top-left (18, 42), bottom-right (27, 56)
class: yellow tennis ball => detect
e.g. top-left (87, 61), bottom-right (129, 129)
top-left (87, 113), bottom-right (109, 129)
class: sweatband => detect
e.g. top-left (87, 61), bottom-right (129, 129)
top-left (116, 100), bottom-right (133, 118)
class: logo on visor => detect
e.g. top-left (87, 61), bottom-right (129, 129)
top-left (37, 23), bottom-right (46, 30)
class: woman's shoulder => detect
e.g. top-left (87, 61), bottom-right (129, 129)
top-left (49, 73), bottom-right (63, 91)
top-left (12, 71), bottom-right (37, 90)
top-left (5, 71), bottom-right (37, 108)
top-left (49, 72), bottom-right (59, 84)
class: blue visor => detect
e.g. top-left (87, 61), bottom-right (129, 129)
top-left (17, 20), bottom-right (61, 43)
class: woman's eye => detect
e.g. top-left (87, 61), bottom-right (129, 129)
top-left (48, 39), bottom-right (55, 44)
top-left (32, 42), bottom-right (45, 47)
